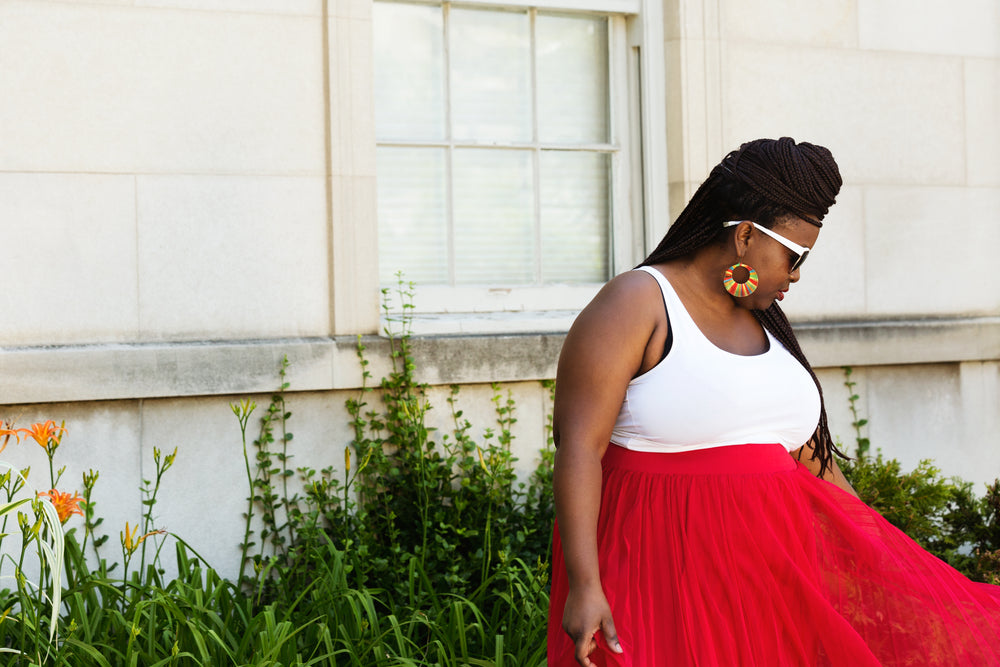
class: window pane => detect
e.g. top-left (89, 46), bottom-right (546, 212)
top-left (540, 151), bottom-right (609, 283)
top-left (377, 147), bottom-right (449, 284)
top-left (537, 15), bottom-right (609, 144)
top-left (451, 8), bottom-right (532, 143)
top-left (374, 3), bottom-right (445, 141)
top-left (453, 149), bottom-right (534, 284)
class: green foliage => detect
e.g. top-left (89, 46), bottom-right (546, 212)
top-left (839, 366), bottom-right (1000, 583)
top-left (0, 274), bottom-right (554, 663)
top-left (238, 275), bottom-right (556, 661)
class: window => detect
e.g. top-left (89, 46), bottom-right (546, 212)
top-left (373, 0), bottom-right (663, 331)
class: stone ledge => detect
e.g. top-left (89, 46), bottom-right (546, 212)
top-left (795, 316), bottom-right (1000, 368)
top-left (0, 316), bottom-right (997, 404)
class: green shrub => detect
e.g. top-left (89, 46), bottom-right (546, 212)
top-left (232, 275), bottom-right (555, 663)
top-left (839, 367), bottom-right (1000, 583)
top-left (0, 276), bottom-right (554, 665)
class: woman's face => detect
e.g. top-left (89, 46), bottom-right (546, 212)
top-left (738, 216), bottom-right (821, 310)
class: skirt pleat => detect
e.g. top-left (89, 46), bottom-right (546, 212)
top-left (547, 444), bottom-right (1000, 666)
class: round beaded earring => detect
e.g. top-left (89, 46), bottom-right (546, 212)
top-left (723, 261), bottom-right (758, 297)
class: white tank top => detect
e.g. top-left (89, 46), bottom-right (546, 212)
top-left (609, 266), bottom-right (821, 453)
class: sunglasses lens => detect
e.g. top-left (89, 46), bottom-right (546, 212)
top-left (791, 250), bottom-right (809, 272)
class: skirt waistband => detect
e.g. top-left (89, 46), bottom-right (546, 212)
top-left (602, 443), bottom-right (797, 475)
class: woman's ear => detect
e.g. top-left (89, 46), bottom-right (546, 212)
top-left (731, 220), bottom-right (754, 255)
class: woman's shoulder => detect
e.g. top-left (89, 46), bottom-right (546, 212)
top-left (594, 267), bottom-right (663, 305)
top-left (569, 269), bottom-right (664, 338)
top-left (558, 267), bottom-right (672, 385)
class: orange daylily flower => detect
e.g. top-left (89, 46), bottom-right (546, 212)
top-left (121, 521), bottom-right (166, 556)
top-left (0, 421), bottom-right (19, 453)
top-left (17, 421), bottom-right (66, 454)
top-left (37, 489), bottom-right (85, 523)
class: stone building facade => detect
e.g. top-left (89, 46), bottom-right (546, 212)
top-left (0, 0), bottom-right (997, 575)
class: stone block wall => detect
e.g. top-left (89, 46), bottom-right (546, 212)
top-left (0, 0), bottom-right (996, 577)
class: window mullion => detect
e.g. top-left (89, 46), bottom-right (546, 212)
top-left (608, 15), bottom-right (634, 274)
top-left (443, 2), bottom-right (456, 286)
top-left (627, 38), bottom-right (646, 266)
top-left (530, 8), bottom-right (542, 286)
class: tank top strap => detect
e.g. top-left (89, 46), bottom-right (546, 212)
top-left (633, 266), bottom-right (699, 342)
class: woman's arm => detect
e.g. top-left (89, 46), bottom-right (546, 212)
top-left (553, 271), bottom-right (663, 666)
top-left (792, 440), bottom-right (859, 498)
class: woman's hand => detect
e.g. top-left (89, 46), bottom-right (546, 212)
top-left (793, 440), bottom-right (859, 497)
top-left (563, 583), bottom-right (623, 666)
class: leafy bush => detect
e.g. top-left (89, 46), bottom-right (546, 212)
top-left (237, 277), bottom-right (556, 661)
top-left (839, 367), bottom-right (1000, 583)
top-left (0, 278), bottom-right (554, 665)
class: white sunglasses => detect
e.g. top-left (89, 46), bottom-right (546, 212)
top-left (723, 220), bottom-right (811, 273)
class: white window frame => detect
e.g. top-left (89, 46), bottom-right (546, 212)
top-left (376, 0), bottom-right (667, 335)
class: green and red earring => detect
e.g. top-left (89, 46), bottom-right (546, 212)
top-left (723, 261), bottom-right (758, 297)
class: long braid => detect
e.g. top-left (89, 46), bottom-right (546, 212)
top-left (753, 304), bottom-right (846, 474)
top-left (725, 139), bottom-right (841, 226)
top-left (641, 137), bottom-right (844, 476)
top-left (643, 171), bottom-right (731, 262)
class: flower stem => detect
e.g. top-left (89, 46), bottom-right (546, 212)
top-left (231, 399), bottom-right (257, 586)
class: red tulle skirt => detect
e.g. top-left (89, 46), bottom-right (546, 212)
top-left (548, 444), bottom-right (1000, 666)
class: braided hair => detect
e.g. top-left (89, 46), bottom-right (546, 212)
top-left (640, 137), bottom-right (845, 476)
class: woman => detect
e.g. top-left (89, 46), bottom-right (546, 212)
top-left (547, 137), bottom-right (1000, 666)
